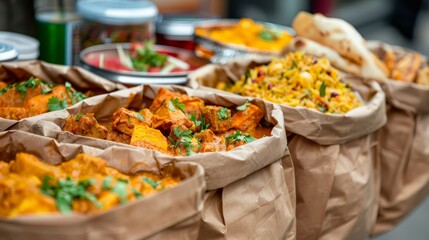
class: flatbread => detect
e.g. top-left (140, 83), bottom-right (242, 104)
top-left (288, 37), bottom-right (361, 75)
top-left (292, 12), bottom-right (388, 80)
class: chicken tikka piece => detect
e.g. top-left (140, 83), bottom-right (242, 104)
top-left (63, 88), bottom-right (272, 156)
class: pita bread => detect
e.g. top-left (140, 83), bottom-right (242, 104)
top-left (288, 37), bottom-right (361, 75)
top-left (292, 12), bottom-right (388, 80)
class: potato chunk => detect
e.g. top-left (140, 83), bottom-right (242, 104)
top-left (202, 106), bottom-right (232, 133)
top-left (63, 113), bottom-right (108, 139)
top-left (0, 107), bottom-right (27, 120)
top-left (231, 104), bottom-right (264, 132)
top-left (130, 125), bottom-right (169, 153)
top-left (112, 108), bottom-right (153, 136)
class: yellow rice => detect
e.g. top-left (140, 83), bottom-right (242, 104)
top-left (217, 52), bottom-right (362, 114)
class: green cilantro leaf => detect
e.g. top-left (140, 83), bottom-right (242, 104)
top-left (136, 113), bottom-right (145, 121)
top-left (236, 100), bottom-right (251, 111)
top-left (40, 176), bottom-right (102, 214)
top-left (75, 113), bottom-right (84, 121)
top-left (170, 98), bottom-right (186, 113)
top-left (102, 176), bottom-right (113, 190)
top-left (132, 188), bottom-right (143, 198)
top-left (65, 81), bottom-right (86, 105)
top-left (142, 177), bottom-right (159, 189)
top-left (225, 130), bottom-right (256, 144)
top-left (217, 107), bottom-right (229, 120)
top-left (111, 179), bottom-right (128, 204)
top-left (47, 96), bottom-right (69, 111)
top-left (319, 81), bottom-right (327, 97)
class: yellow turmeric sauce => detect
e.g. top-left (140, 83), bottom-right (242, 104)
top-left (0, 153), bottom-right (180, 218)
top-left (195, 18), bottom-right (293, 52)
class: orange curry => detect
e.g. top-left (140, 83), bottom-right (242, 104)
top-left (63, 88), bottom-right (272, 156)
top-left (0, 152), bottom-right (180, 218)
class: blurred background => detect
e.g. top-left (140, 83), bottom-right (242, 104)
top-left (0, 0), bottom-right (428, 239)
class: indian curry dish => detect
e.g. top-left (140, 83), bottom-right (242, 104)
top-left (63, 88), bottom-right (272, 156)
top-left (0, 152), bottom-right (180, 218)
top-left (0, 77), bottom-right (88, 120)
top-left (195, 18), bottom-right (292, 52)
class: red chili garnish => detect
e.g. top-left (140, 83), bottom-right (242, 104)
top-left (257, 70), bottom-right (265, 77)
top-left (267, 84), bottom-right (273, 90)
top-left (326, 70), bottom-right (331, 76)
top-left (330, 92), bottom-right (339, 97)
top-left (251, 78), bottom-right (256, 83)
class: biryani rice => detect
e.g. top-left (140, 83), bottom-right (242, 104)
top-left (217, 52), bottom-right (362, 114)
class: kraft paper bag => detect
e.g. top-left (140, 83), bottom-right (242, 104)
top-left (368, 42), bottom-right (429, 235)
top-left (188, 56), bottom-right (386, 240)
top-left (13, 85), bottom-right (295, 239)
top-left (0, 60), bottom-right (124, 131)
top-left (0, 130), bottom-right (205, 240)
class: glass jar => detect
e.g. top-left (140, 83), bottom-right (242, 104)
top-left (156, 15), bottom-right (217, 51)
top-left (78, 0), bottom-right (158, 50)
top-left (35, 0), bottom-right (80, 65)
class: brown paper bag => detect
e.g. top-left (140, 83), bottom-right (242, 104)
top-left (0, 60), bottom-right (124, 131)
top-left (367, 42), bottom-right (429, 235)
top-left (13, 85), bottom-right (295, 239)
top-left (0, 130), bottom-right (205, 240)
top-left (188, 57), bottom-right (386, 240)
top-left (199, 156), bottom-right (295, 240)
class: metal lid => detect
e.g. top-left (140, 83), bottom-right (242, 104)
top-left (0, 32), bottom-right (39, 60)
top-left (0, 43), bottom-right (18, 62)
top-left (156, 15), bottom-right (217, 37)
top-left (77, 0), bottom-right (158, 25)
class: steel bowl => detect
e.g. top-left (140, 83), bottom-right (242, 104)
top-left (194, 19), bottom-right (295, 63)
top-left (80, 43), bottom-right (209, 85)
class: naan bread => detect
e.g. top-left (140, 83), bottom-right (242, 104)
top-left (288, 37), bottom-right (361, 75)
top-left (292, 12), bottom-right (388, 80)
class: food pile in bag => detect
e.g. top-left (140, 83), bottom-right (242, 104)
top-left (63, 87), bottom-right (272, 156)
top-left (217, 52), bottom-right (362, 113)
top-left (0, 152), bottom-right (181, 218)
top-left (0, 78), bottom-right (88, 120)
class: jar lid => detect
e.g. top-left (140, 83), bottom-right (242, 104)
top-left (0, 43), bottom-right (18, 62)
top-left (156, 15), bottom-right (217, 37)
top-left (77, 0), bottom-right (158, 24)
top-left (0, 32), bottom-right (39, 60)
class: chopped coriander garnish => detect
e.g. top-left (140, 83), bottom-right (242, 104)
top-left (189, 114), bottom-right (209, 131)
top-left (40, 175), bottom-right (102, 214)
top-left (169, 98), bottom-right (185, 113)
top-left (142, 177), bottom-right (159, 189)
top-left (136, 113), bottom-right (145, 121)
top-left (225, 130), bottom-right (256, 144)
top-left (236, 100), bottom-right (251, 111)
top-left (65, 81), bottom-right (86, 105)
top-left (47, 96), bottom-right (69, 111)
top-left (75, 113), bottom-right (84, 121)
top-left (217, 107), bottom-right (229, 120)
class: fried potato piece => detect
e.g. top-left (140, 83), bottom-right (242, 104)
top-left (202, 106), bottom-right (232, 133)
top-left (231, 104), bottom-right (264, 132)
top-left (391, 53), bottom-right (422, 82)
top-left (9, 153), bottom-right (60, 180)
top-left (0, 107), bottom-right (27, 120)
top-left (130, 125), bottom-right (169, 153)
top-left (382, 45), bottom-right (397, 74)
top-left (183, 98), bottom-right (205, 116)
top-left (112, 108), bottom-right (153, 136)
top-left (106, 129), bottom-right (131, 144)
top-left (60, 153), bottom-right (107, 178)
top-left (416, 67), bottom-right (429, 86)
top-left (168, 125), bottom-right (201, 156)
top-left (153, 100), bottom-right (194, 130)
top-left (8, 194), bottom-right (57, 217)
top-left (63, 113), bottom-right (108, 139)
top-left (149, 88), bottom-right (183, 112)
top-left (195, 129), bottom-right (226, 152)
